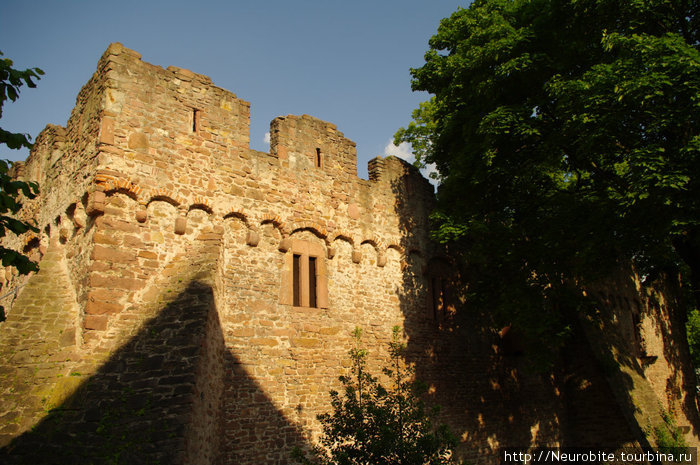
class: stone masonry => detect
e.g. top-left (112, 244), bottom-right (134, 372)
top-left (0, 43), bottom-right (698, 464)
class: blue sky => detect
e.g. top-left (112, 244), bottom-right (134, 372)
top-left (1, 0), bottom-right (470, 180)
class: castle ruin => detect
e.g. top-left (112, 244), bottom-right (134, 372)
top-left (0, 43), bottom-right (697, 464)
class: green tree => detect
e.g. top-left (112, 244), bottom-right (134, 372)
top-left (396, 0), bottom-right (700, 350)
top-left (293, 327), bottom-right (460, 465)
top-left (0, 51), bottom-right (43, 320)
top-left (686, 309), bottom-right (700, 367)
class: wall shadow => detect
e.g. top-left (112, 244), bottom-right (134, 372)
top-left (580, 278), bottom-right (700, 445)
top-left (652, 280), bottom-right (700, 438)
top-left (0, 280), bottom-right (309, 465)
top-left (389, 165), bottom-right (642, 462)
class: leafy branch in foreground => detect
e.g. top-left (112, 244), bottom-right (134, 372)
top-left (293, 327), bottom-right (461, 465)
top-left (0, 51), bottom-right (43, 320)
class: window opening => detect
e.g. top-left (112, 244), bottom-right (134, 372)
top-left (282, 239), bottom-right (328, 309)
top-left (431, 276), bottom-right (442, 320)
top-left (308, 256), bottom-right (317, 308)
top-left (192, 109), bottom-right (200, 133)
top-left (315, 148), bottom-right (322, 168)
top-left (293, 254), bottom-right (301, 307)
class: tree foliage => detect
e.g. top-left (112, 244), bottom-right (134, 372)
top-left (396, 0), bottom-right (700, 350)
top-left (686, 309), bottom-right (700, 367)
top-left (0, 51), bottom-right (43, 319)
top-left (293, 327), bottom-right (460, 465)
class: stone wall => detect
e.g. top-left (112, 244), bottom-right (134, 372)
top-left (0, 43), bottom-right (697, 464)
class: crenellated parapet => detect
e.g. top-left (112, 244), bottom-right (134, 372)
top-left (0, 42), bottom-right (441, 383)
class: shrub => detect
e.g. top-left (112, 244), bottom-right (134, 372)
top-left (293, 326), bottom-right (461, 465)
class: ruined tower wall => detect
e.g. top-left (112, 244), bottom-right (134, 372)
top-left (63, 43), bottom-right (437, 343)
top-left (3, 51), bottom-right (112, 328)
top-left (270, 114), bottom-right (358, 181)
top-left (95, 43), bottom-right (251, 194)
top-left (0, 43), bottom-right (453, 463)
top-left (76, 45), bottom-right (441, 463)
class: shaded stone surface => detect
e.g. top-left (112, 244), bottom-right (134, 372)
top-left (0, 238), bottom-right (79, 448)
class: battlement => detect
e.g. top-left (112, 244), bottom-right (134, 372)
top-left (12, 42), bottom-right (436, 334)
top-left (20, 44), bottom-right (430, 204)
top-left (270, 114), bottom-right (357, 179)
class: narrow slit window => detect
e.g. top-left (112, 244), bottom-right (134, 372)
top-left (293, 254), bottom-right (301, 307)
top-left (192, 109), bottom-right (200, 133)
top-left (308, 256), bottom-right (317, 308)
top-left (432, 276), bottom-right (441, 320)
top-left (315, 148), bottom-right (322, 168)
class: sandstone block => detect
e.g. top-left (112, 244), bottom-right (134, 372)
top-left (246, 230), bottom-right (259, 247)
top-left (348, 203), bottom-right (360, 220)
top-left (86, 300), bottom-right (123, 315)
top-left (174, 216), bottom-right (187, 235)
top-left (87, 191), bottom-right (105, 216)
top-left (90, 275), bottom-right (144, 291)
top-left (231, 328), bottom-right (255, 337)
top-left (135, 209), bottom-right (148, 223)
top-left (93, 232), bottom-right (119, 245)
top-left (278, 238), bottom-right (291, 252)
top-left (99, 116), bottom-right (115, 145)
top-left (84, 315), bottom-right (109, 331)
top-left (92, 245), bottom-right (137, 264)
top-left (291, 338), bottom-right (321, 349)
top-left (250, 338), bottom-right (278, 347)
top-left (137, 250), bottom-right (158, 260)
top-left (88, 288), bottom-right (125, 303)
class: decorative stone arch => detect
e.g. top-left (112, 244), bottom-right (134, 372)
top-left (360, 237), bottom-right (385, 267)
top-left (386, 242), bottom-right (404, 254)
top-left (146, 188), bottom-right (182, 208)
top-left (329, 230), bottom-right (355, 246)
top-left (289, 222), bottom-right (327, 241)
top-left (184, 200), bottom-right (215, 238)
top-left (401, 248), bottom-right (424, 275)
top-left (222, 210), bottom-right (250, 228)
top-left (360, 236), bottom-right (383, 250)
top-left (384, 242), bottom-right (404, 269)
top-left (260, 214), bottom-right (288, 238)
top-left (144, 193), bottom-right (182, 233)
top-left (104, 186), bottom-right (140, 203)
top-left (328, 231), bottom-right (356, 260)
top-left (102, 179), bottom-right (142, 203)
top-left (223, 210), bottom-right (253, 245)
top-left (405, 247), bottom-right (423, 262)
top-left (95, 173), bottom-right (142, 198)
top-left (188, 196), bottom-right (213, 215)
top-left (186, 203), bottom-right (214, 235)
top-left (258, 220), bottom-right (284, 251)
